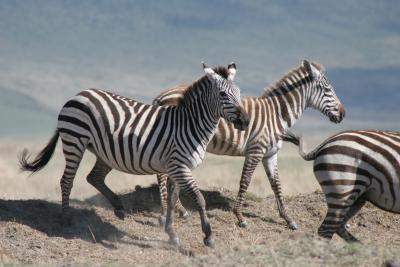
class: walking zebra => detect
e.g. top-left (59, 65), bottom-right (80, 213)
top-left (154, 60), bottom-right (345, 229)
top-left (283, 130), bottom-right (400, 242)
top-left (19, 63), bottom-right (249, 247)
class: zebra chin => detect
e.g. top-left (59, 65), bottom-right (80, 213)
top-left (232, 114), bottom-right (250, 130)
top-left (232, 119), bottom-right (249, 130)
top-left (234, 106), bottom-right (250, 130)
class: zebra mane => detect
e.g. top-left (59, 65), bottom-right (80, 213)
top-left (179, 66), bottom-right (230, 107)
top-left (261, 61), bottom-right (324, 98)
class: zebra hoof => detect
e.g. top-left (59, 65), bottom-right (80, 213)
top-left (238, 221), bottom-right (249, 228)
top-left (204, 237), bottom-right (215, 248)
top-left (114, 209), bottom-right (126, 220)
top-left (159, 215), bottom-right (166, 226)
top-left (169, 237), bottom-right (181, 247)
top-left (180, 211), bottom-right (190, 220)
top-left (288, 221), bottom-right (298, 230)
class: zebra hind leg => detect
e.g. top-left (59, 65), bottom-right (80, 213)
top-left (59, 136), bottom-right (88, 225)
top-left (164, 178), bottom-right (181, 246)
top-left (336, 198), bottom-right (366, 243)
top-left (86, 158), bottom-right (126, 220)
top-left (318, 201), bottom-right (356, 240)
top-left (262, 155), bottom-right (297, 230)
top-left (233, 154), bottom-right (263, 228)
top-left (157, 174), bottom-right (189, 226)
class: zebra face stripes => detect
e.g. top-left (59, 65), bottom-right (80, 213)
top-left (284, 130), bottom-right (400, 242)
top-left (203, 63), bottom-right (249, 129)
top-left (303, 60), bottom-right (345, 124)
top-left (19, 62), bottom-right (248, 248)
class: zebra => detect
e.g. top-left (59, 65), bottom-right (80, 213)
top-left (19, 62), bottom-right (250, 247)
top-left (282, 130), bottom-right (400, 242)
top-left (153, 60), bottom-right (345, 229)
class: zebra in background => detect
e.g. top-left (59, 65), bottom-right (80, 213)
top-left (19, 63), bottom-right (249, 247)
top-left (283, 130), bottom-right (400, 242)
top-left (154, 60), bottom-right (345, 229)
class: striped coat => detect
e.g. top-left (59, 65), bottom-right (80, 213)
top-left (283, 130), bottom-right (400, 241)
top-left (154, 60), bottom-right (345, 229)
top-left (19, 63), bottom-right (249, 247)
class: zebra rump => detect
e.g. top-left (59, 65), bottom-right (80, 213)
top-left (284, 130), bottom-right (400, 242)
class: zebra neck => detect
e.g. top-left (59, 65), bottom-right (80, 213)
top-left (264, 85), bottom-right (307, 130)
top-left (180, 92), bottom-right (220, 145)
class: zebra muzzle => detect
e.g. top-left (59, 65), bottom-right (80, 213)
top-left (329, 105), bottom-right (345, 123)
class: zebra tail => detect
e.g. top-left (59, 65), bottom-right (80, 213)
top-left (19, 130), bottom-right (59, 173)
top-left (281, 131), bottom-right (319, 161)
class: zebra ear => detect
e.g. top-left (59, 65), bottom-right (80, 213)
top-left (303, 60), bottom-right (321, 80)
top-left (202, 62), bottom-right (220, 81)
top-left (227, 62), bottom-right (237, 81)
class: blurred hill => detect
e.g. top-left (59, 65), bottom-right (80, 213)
top-left (1, 65), bottom-right (398, 138)
top-left (0, 87), bottom-right (56, 138)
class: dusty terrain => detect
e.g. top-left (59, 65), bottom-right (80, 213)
top-left (1, 185), bottom-right (400, 266)
top-left (0, 141), bottom-right (400, 266)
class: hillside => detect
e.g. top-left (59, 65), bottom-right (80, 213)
top-left (0, 87), bottom-right (56, 138)
top-left (1, 65), bottom-right (398, 139)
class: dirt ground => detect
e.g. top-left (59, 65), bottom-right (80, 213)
top-left (0, 184), bottom-right (400, 267)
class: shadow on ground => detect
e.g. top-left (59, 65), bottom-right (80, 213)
top-left (83, 184), bottom-right (234, 213)
top-left (0, 199), bottom-right (127, 247)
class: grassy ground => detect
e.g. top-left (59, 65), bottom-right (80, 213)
top-left (0, 137), bottom-right (320, 202)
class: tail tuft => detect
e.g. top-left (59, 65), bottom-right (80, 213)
top-left (19, 130), bottom-right (59, 173)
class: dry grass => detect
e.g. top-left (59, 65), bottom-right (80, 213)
top-left (171, 238), bottom-right (400, 267)
top-left (0, 137), bottom-right (321, 203)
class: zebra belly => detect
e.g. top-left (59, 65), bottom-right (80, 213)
top-left (87, 141), bottom-right (167, 175)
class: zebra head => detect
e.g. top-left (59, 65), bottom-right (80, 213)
top-left (203, 62), bottom-right (249, 130)
top-left (303, 60), bottom-right (345, 124)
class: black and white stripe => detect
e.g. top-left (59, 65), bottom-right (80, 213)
top-left (19, 63), bottom-right (249, 247)
top-left (154, 60), bottom-right (345, 229)
top-left (283, 130), bottom-right (400, 241)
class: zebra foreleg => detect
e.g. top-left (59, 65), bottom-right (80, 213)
top-left (262, 154), bottom-right (297, 230)
top-left (233, 154), bottom-right (263, 228)
top-left (166, 165), bottom-right (214, 247)
top-left (86, 158), bottom-right (125, 220)
top-left (157, 174), bottom-right (189, 226)
top-left (189, 186), bottom-right (214, 247)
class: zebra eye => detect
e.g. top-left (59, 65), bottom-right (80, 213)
top-left (219, 91), bottom-right (227, 97)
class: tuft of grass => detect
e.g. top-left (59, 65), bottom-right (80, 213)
top-left (245, 192), bottom-right (263, 203)
top-left (162, 236), bottom-right (400, 267)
